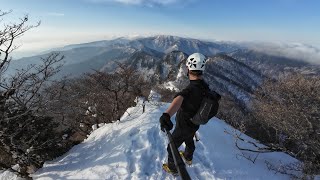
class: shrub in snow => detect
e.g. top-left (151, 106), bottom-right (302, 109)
top-left (92, 124), bottom-right (98, 131)
top-left (221, 73), bottom-right (320, 178)
top-left (152, 86), bottom-right (177, 103)
top-left (0, 108), bottom-right (74, 177)
top-left (43, 63), bottom-right (150, 137)
top-left (252, 73), bottom-right (320, 176)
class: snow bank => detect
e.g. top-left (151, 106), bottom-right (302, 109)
top-left (2, 101), bottom-right (298, 179)
top-left (0, 170), bottom-right (24, 180)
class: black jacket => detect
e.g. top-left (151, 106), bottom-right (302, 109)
top-left (174, 79), bottom-right (210, 132)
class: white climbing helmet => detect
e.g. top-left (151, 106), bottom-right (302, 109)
top-left (186, 53), bottom-right (207, 71)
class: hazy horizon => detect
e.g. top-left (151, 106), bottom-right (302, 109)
top-left (1, 0), bottom-right (320, 59)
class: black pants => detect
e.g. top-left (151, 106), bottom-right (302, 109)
top-left (167, 127), bottom-right (196, 168)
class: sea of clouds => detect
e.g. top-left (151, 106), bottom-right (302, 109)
top-left (242, 42), bottom-right (320, 65)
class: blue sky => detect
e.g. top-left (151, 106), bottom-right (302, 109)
top-left (1, 0), bottom-right (320, 56)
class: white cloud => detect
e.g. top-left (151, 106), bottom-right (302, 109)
top-left (243, 42), bottom-right (320, 65)
top-left (87, 0), bottom-right (184, 6)
top-left (47, 12), bottom-right (65, 17)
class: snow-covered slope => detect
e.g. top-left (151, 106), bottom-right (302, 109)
top-left (162, 53), bottom-right (264, 106)
top-left (136, 35), bottom-right (238, 56)
top-left (30, 100), bottom-right (298, 180)
top-left (203, 54), bottom-right (264, 106)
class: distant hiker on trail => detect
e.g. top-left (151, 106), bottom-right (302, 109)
top-left (160, 53), bottom-right (220, 174)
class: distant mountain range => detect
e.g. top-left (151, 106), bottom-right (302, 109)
top-left (7, 35), bottom-right (320, 105)
top-left (8, 35), bottom-right (238, 76)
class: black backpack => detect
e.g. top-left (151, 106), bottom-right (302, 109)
top-left (190, 90), bottom-right (221, 125)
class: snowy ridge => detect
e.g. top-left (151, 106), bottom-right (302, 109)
top-left (202, 55), bottom-right (264, 105)
top-left (30, 100), bottom-right (298, 179)
top-left (137, 35), bottom-right (238, 56)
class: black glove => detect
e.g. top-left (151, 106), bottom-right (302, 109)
top-left (159, 113), bottom-right (173, 132)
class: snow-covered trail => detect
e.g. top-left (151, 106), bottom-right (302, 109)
top-left (32, 101), bottom-right (298, 180)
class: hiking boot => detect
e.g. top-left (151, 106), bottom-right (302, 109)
top-left (162, 163), bottom-right (178, 175)
top-left (179, 151), bottom-right (192, 165)
top-left (168, 162), bottom-right (178, 173)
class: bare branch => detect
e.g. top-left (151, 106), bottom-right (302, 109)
top-left (1, 12), bottom-right (40, 72)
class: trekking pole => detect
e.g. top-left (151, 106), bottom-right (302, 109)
top-left (165, 129), bottom-right (191, 180)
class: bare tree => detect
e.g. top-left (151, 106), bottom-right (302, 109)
top-left (0, 10), bottom-right (71, 178)
top-left (87, 63), bottom-right (149, 121)
top-left (225, 73), bottom-right (320, 178)
top-left (0, 53), bottom-right (65, 176)
top-left (43, 63), bottom-right (150, 136)
top-left (0, 10), bottom-right (40, 75)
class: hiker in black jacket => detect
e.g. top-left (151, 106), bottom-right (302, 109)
top-left (160, 52), bottom-right (209, 173)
